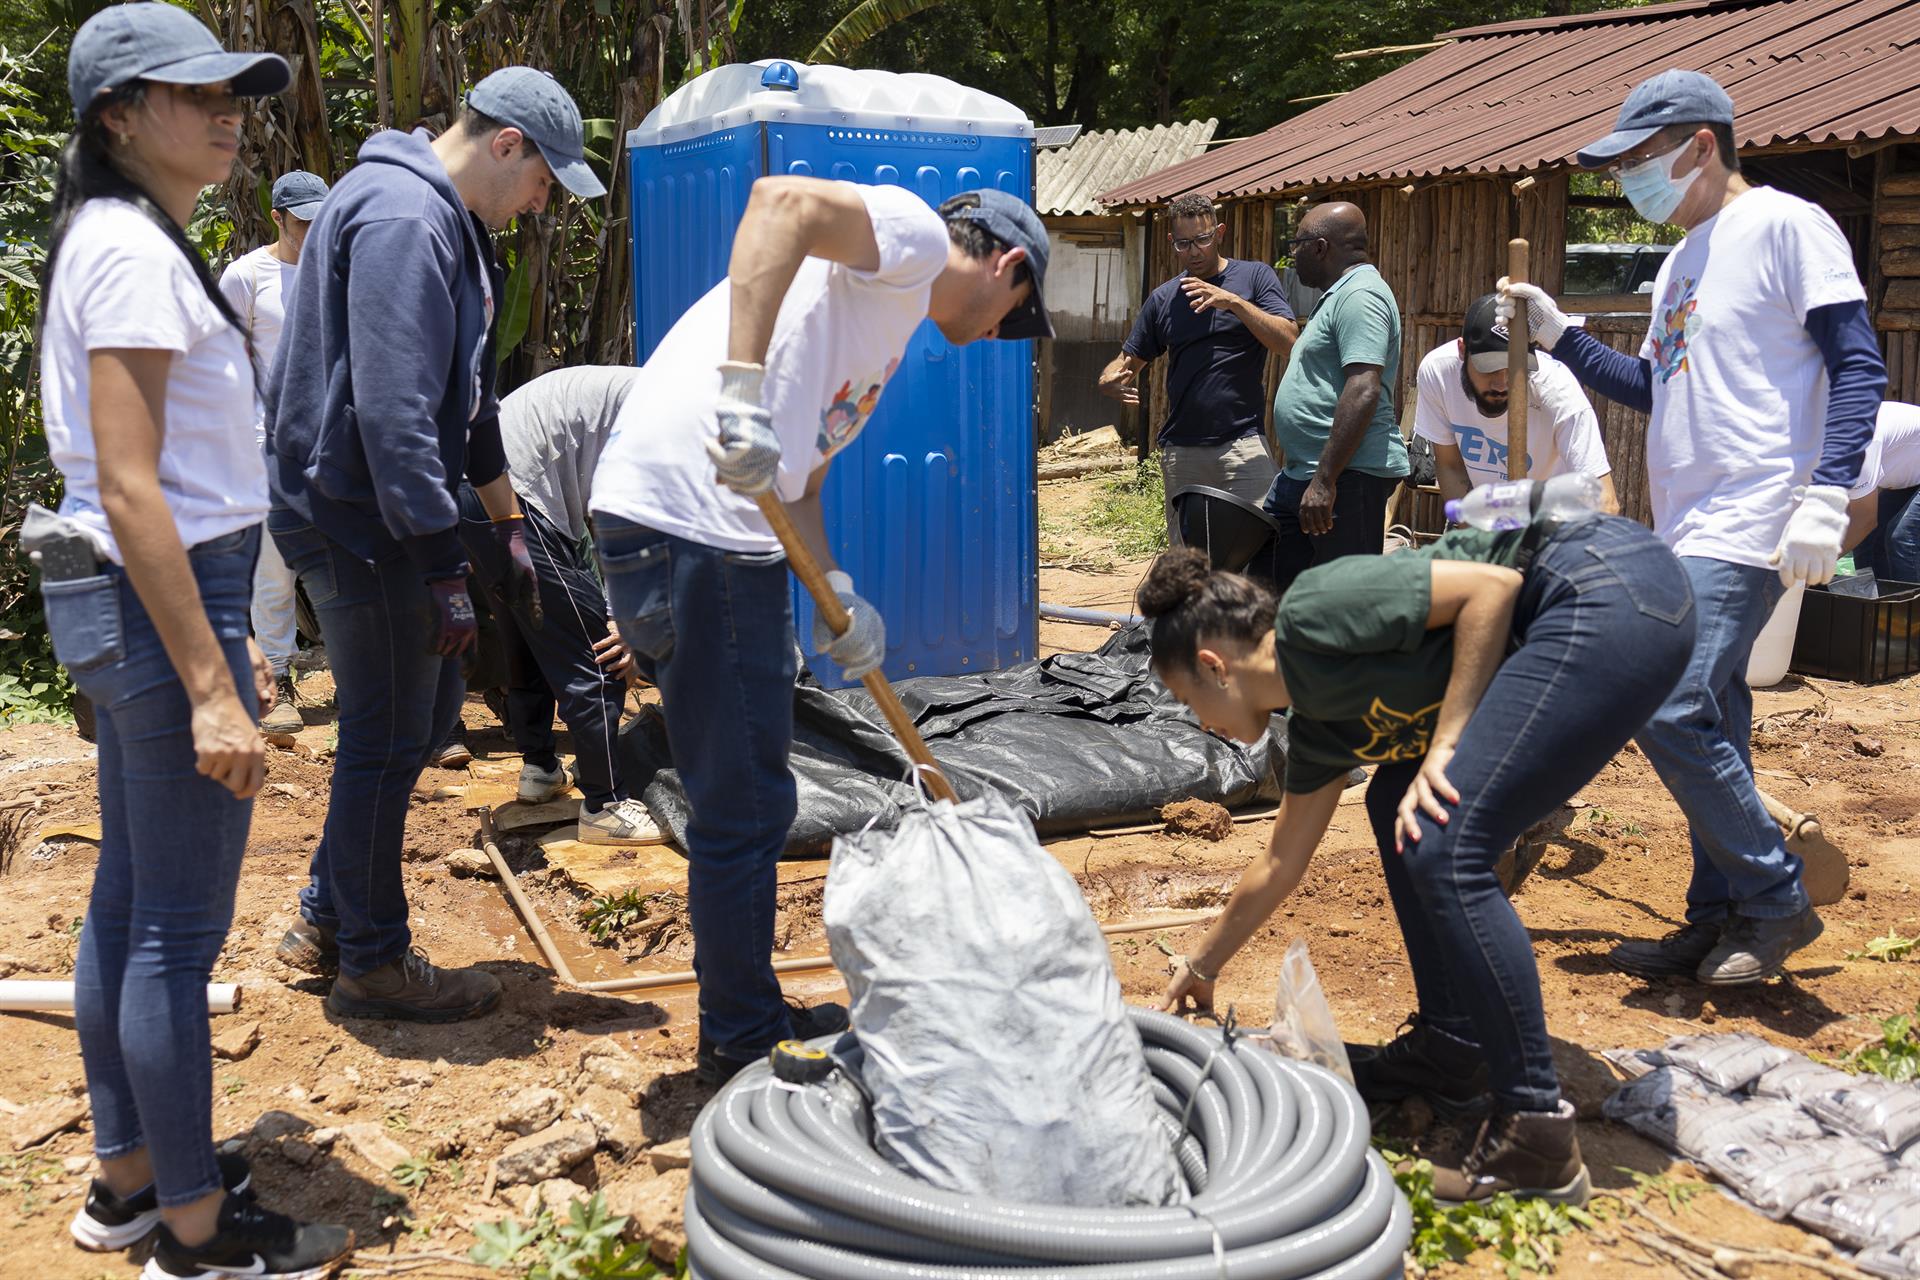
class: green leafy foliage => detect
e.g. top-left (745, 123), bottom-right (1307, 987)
top-left (1846, 928), bottom-right (1918, 963)
top-left (1616, 1168), bottom-right (1706, 1215)
top-left (469, 1193), bottom-right (676, 1280)
top-left (1084, 460), bottom-right (1168, 560)
top-left (1383, 1146), bottom-right (1600, 1277)
top-left (1847, 1003), bottom-right (1920, 1083)
top-left (581, 889), bottom-right (662, 942)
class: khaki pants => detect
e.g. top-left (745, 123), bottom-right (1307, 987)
top-left (1159, 435), bottom-right (1280, 541)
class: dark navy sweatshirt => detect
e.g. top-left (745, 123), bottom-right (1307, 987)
top-left (264, 128), bottom-right (507, 579)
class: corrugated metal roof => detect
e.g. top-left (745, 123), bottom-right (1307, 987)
top-left (1099, 0), bottom-right (1920, 207)
top-left (1037, 119), bottom-right (1218, 215)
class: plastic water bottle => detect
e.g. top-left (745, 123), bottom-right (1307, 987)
top-left (1444, 474), bottom-right (1605, 532)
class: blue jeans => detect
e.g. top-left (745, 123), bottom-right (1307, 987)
top-left (1365, 517), bottom-right (1695, 1110)
top-left (593, 515), bottom-right (797, 1059)
top-left (457, 488), bottom-right (627, 808)
top-left (46, 527), bottom-right (260, 1208)
top-left (1634, 557), bottom-right (1805, 922)
top-left (1264, 470), bottom-right (1401, 598)
top-left (1854, 486), bottom-right (1920, 583)
top-left (269, 510), bottom-right (465, 976)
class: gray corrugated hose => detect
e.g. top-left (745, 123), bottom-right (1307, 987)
top-left (684, 1007), bottom-right (1412, 1279)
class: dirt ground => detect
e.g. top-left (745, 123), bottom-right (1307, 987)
top-left (0, 470), bottom-right (1916, 1279)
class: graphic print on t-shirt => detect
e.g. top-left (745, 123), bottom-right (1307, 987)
top-left (817, 356), bottom-right (900, 459)
top-left (1352, 696), bottom-right (1442, 763)
top-left (1651, 275), bottom-right (1698, 385)
top-left (1450, 425), bottom-right (1531, 475)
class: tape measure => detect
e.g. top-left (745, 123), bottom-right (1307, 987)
top-left (769, 1039), bottom-right (836, 1085)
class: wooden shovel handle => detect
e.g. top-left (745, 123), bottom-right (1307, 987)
top-left (754, 492), bottom-right (958, 803)
top-left (1507, 238), bottom-right (1531, 483)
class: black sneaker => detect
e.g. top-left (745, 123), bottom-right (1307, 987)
top-left (1607, 921), bottom-right (1723, 980)
top-left (276, 917), bottom-right (339, 975)
top-left (71, 1152), bottom-right (254, 1252)
top-left (1697, 909), bottom-right (1823, 986)
top-left (142, 1195), bottom-right (353, 1279)
top-left (697, 1002), bottom-right (850, 1087)
top-left (1347, 1015), bottom-right (1489, 1116)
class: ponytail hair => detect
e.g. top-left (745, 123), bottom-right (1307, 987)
top-left (39, 83), bottom-right (248, 345)
top-left (1136, 547), bottom-right (1276, 676)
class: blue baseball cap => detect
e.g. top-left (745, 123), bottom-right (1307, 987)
top-left (271, 169), bottom-right (329, 220)
top-left (68, 3), bottom-right (290, 118)
top-left (1577, 69), bottom-right (1735, 168)
top-left (948, 188), bottom-right (1053, 341)
top-left (465, 66), bottom-right (605, 200)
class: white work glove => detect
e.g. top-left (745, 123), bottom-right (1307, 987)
top-left (1769, 484), bottom-right (1849, 587)
top-left (1494, 277), bottom-right (1570, 350)
top-left (813, 570), bottom-right (886, 679)
top-left (707, 360), bottom-right (781, 496)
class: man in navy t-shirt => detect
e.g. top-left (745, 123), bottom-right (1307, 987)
top-left (1099, 193), bottom-right (1298, 537)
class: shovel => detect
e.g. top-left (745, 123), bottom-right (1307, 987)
top-left (1755, 785), bottom-right (1849, 907)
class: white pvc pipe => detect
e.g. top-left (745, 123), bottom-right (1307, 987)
top-left (0, 980), bottom-right (240, 1014)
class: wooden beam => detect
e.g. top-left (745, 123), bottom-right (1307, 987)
top-left (1885, 174), bottom-right (1920, 199)
top-left (1884, 247), bottom-right (1920, 277)
top-left (1850, 135), bottom-right (1914, 160)
top-left (1287, 91), bottom-right (1348, 104)
top-left (1333, 39), bottom-right (1452, 61)
top-left (1879, 310), bottom-right (1920, 332)
top-left (1564, 292), bottom-right (1652, 315)
top-left (1881, 199), bottom-right (1920, 226)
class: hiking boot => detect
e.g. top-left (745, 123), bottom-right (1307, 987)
top-left (141, 1193), bottom-right (352, 1279)
top-left (276, 917), bottom-right (338, 975)
top-left (427, 735), bottom-right (472, 770)
top-left (1428, 1100), bottom-right (1590, 1207)
top-left (326, 948), bottom-right (500, 1023)
top-left (517, 759), bottom-right (575, 804)
top-left (1347, 1015), bottom-right (1489, 1116)
top-left (71, 1153), bottom-right (253, 1252)
top-left (1697, 908), bottom-right (1823, 986)
top-left (698, 1001), bottom-right (850, 1087)
top-left (1607, 921), bottom-right (1723, 980)
top-left (578, 798), bottom-right (666, 847)
top-left (259, 674), bottom-right (303, 737)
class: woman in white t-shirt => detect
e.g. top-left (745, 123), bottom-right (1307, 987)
top-left (35, 6), bottom-right (349, 1275)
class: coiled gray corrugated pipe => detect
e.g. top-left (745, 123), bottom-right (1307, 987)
top-left (684, 1007), bottom-right (1411, 1279)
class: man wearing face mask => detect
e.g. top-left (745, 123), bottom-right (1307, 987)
top-left (1501, 70), bottom-right (1887, 988)
top-left (265, 67), bottom-right (606, 1021)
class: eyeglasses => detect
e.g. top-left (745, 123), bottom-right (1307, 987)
top-left (1170, 228), bottom-right (1218, 253)
top-left (1282, 233), bottom-right (1324, 254)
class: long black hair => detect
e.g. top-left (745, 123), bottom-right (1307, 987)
top-left (39, 82), bottom-right (247, 344)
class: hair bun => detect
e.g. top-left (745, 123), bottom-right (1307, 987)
top-left (1136, 547), bottom-right (1215, 619)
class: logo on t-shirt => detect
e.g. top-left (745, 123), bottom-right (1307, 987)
top-left (1352, 696), bottom-right (1441, 763)
top-left (1452, 424), bottom-right (1531, 474)
top-left (817, 358), bottom-right (901, 459)
top-left (1651, 275), bottom-right (1698, 385)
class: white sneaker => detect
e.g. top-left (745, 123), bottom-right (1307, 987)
top-left (578, 798), bottom-right (667, 846)
top-left (517, 759), bottom-right (575, 804)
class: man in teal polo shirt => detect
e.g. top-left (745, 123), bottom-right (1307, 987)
top-left (1265, 201), bottom-right (1409, 596)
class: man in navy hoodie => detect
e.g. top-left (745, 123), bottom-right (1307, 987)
top-left (265, 68), bottom-right (604, 1022)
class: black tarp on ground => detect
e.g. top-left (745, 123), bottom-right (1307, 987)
top-left (618, 626), bottom-right (1288, 858)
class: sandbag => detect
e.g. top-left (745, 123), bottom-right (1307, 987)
top-left (823, 789), bottom-right (1185, 1208)
top-left (1647, 1033), bottom-right (1793, 1092)
top-left (1802, 1078), bottom-right (1920, 1155)
top-left (1750, 1056), bottom-right (1856, 1106)
top-left (1706, 1134), bottom-right (1897, 1219)
top-left (1791, 1170), bottom-right (1920, 1250)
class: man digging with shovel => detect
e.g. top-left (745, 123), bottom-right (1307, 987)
top-left (588, 176), bottom-right (1051, 1085)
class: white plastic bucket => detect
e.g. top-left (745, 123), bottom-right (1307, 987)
top-left (1747, 581), bottom-right (1806, 686)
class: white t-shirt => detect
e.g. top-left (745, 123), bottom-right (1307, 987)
top-left (218, 244), bottom-right (298, 431)
top-left (1639, 186), bottom-right (1867, 567)
top-left (40, 199), bottom-right (265, 563)
top-left (1412, 343), bottom-right (1611, 489)
top-left (590, 183), bottom-right (950, 552)
top-left (1850, 401), bottom-right (1920, 498)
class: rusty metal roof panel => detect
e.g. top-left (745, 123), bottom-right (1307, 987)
top-left (1036, 119), bottom-right (1219, 215)
top-left (1099, 0), bottom-right (1920, 207)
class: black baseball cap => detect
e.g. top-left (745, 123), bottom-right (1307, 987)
top-left (948, 188), bottom-right (1053, 341)
top-left (68, 3), bottom-right (289, 118)
top-left (1463, 293), bottom-right (1536, 375)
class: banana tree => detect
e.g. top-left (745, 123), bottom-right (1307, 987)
top-left (810, 0), bottom-right (951, 64)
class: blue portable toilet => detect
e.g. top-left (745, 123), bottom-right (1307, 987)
top-left (625, 60), bottom-right (1037, 687)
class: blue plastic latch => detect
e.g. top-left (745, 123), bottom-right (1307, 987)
top-left (760, 61), bottom-right (799, 92)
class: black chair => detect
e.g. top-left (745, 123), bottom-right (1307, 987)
top-left (1169, 484), bottom-right (1285, 584)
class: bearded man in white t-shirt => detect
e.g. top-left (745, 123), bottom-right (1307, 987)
top-left (1414, 292), bottom-right (1617, 513)
top-left (218, 169), bottom-right (328, 736)
top-left (588, 177), bottom-right (1051, 1085)
top-left (1503, 70), bottom-right (1887, 989)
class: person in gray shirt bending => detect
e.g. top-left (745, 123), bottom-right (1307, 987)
top-left (456, 365), bottom-right (660, 844)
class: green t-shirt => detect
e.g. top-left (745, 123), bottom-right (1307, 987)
top-left (1272, 264), bottom-right (1409, 482)
top-left (1275, 529), bottom-right (1524, 794)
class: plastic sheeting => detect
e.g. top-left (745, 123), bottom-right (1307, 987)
top-left (620, 627), bottom-right (1291, 857)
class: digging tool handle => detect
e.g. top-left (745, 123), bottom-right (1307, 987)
top-left (1507, 239), bottom-right (1530, 482)
top-left (753, 492), bottom-right (958, 803)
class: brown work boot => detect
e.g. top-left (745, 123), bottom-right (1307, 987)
top-left (326, 948), bottom-right (501, 1023)
top-left (259, 673), bottom-right (303, 737)
top-left (276, 916), bottom-right (338, 974)
top-left (1428, 1101), bottom-right (1590, 1207)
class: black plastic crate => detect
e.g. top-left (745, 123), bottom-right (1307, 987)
top-left (1790, 579), bottom-right (1920, 682)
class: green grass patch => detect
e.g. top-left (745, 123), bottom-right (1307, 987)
top-left (1083, 461), bottom-right (1169, 561)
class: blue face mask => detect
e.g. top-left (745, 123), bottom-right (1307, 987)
top-left (1616, 140), bottom-right (1704, 225)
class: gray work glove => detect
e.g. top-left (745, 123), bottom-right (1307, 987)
top-left (812, 570), bottom-right (886, 679)
top-left (707, 360), bottom-right (780, 496)
top-left (1495, 277), bottom-right (1570, 350)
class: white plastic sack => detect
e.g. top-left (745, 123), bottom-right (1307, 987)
top-left (1861, 1238), bottom-right (1920, 1280)
top-left (1263, 939), bottom-right (1353, 1083)
top-left (1650, 1033), bottom-right (1793, 1092)
top-left (1791, 1170), bottom-right (1920, 1250)
top-left (1802, 1078), bottom-right (1920, 1155)
top-left (1750, 1056), bottom-right (1855, 1106)
top-left (824, 790), bottom-right (1185, 1208)
top-left (1707, 1134), bottom-right (1897, 1219)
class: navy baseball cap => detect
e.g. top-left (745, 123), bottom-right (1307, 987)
top-left (272, 170), bottom-right (329, 220)
top-left (68, 3), bottom-right (289, 118)
top-left (1577, 69), bottom-right (1735, 168)
top-left (949, 188), bottom-right (1053, 341)
top-left (465, 66), bottom-right (605, 200)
